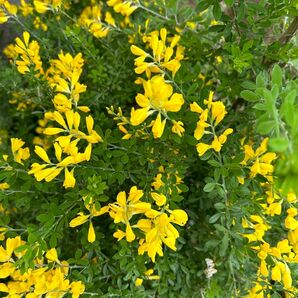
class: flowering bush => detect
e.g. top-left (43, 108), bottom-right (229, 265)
top-left (0, 0), bottom-right (298, 297)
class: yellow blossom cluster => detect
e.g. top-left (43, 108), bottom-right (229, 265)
top-left (108, 28), bottom-right (185, 139)
top-left (247, 237), bottom-right (298, 297)
top-left (46, 51), bottom-right (88, 112)
top-left (0, 0), bottom-right (17, 24)
top-left (131, 28), bottom-right (184, 77)
top-left (130, 75), bottom-right (185, 139)
top-left (240, 137), bottom-right (277, 182)
top-left (134, 268), bottom-right (160, 287)
top-left (9, 32), bottom-right (103, 188)
top-left (18, 0), bottom-right (34, 17)
top-left (260, 186), bottom-right (282, 217)
top-left (69, 196), bottom-right (109, 243)
top-left (243, 190), bottom-right (298, 296)
top-left (0, 184), bottom-right (9, 191)
top-left (0, 237), bottom-right (85, 297)
top-left (33, 15), bottom-right (48, 31)
top-left (11, 138), bottom-right (30, 165)
top-left (33, 0), bottom-right (64, 14)
top-left (107, 0), bottom-right (138, 17)
top-left (241, 143), bottom-right (298, 296)
top-left (8, 91), bottom-right (36, 112)
top-left (151, 165), bottom-right (183, 194)
top-left (13, 31), bottom-right (44, 76)
top-left (242, 215), bottom-right (270, 244)
top-left (67, 185), bottom-right (188, 263)
top-left (107, 105), bottom-right (151, 140)
top-left (239, 136), bottom-right (298, 296)
top-left (1, 0), bottom-right (64, 31)
top-left (78, 4), bottom-right (115, 39)
top-left (190, 91), bottom-right (233, 156)
top-left (109, 186), bottom-right (188, 262)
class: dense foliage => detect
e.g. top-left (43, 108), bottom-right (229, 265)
top-left (0, 0), bottom-right (298, 297)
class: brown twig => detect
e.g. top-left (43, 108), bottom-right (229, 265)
top-left (278, 16), bottom-right (298, 46)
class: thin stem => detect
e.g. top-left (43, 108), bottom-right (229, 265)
top-left (137, 3), bottom-right (169, 21)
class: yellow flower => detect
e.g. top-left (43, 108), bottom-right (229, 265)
top-left (70, 281), bottom-right (85, 298)
top-left (282, 263), bottom-right (292, 289)
top-left (0, 236), bottom-right (24, 262)
top-left (107, 0), bottom-right (137, 17)
top-left (34, 145), bottom-right (51, 163)
top-left (14, 31), bottom-right (43, 75)
top-left (63, 168), bottom-right (76, 188)
top-left (144, 268), bottom-right (160, 280)
top-left (0, 183), bottom-right (9, 190)
top-left (135, 278), bottom-right (143, 287)
top-left (285, 208), bottom-right (298, 230)
top-left (151, 173), bottom-right (165, 190)
top-left (47, 51), bottom-right (87, 109)
top-left (70, 198), bottom-right (109, 243)
top-left (78, 5), bottom-right (110, 39)
top-left (151, 192), bottom-right (167, 206)
top-left (287, 192), bottom-right (297, 203)
top-left (0, 262), bottom-right (15, 278)
top-left (109, 186), bottom-right (151, 242)
top-left (0, 1), bottom-right (17, 24)
top-left (169, 209), bottom-right (188, 226)
top-left (272, 263), bottom-right (282, 282)
top-left (171, 120), bottom-right (185, 137)
top-left (130, 76), bottom-right (184, 139)
top-left (259, 260), bottom-right (268, 277)
top-left (34, 0), bottom-right (49, 13)
top-left (138, 213), bottom-right (176, 262)
top-left (152, 113), bottom-right (166, 139)
top-left (88, 222), bottom-right (96, 243)
top-left (138, 208), bottom-right (188, 262)
top-left (69, 212), bottom-right (89, 227)
top-left (191, 92), bottom-right (232, 156)
top-left (11, 138), bottom-right (30, 165)
top-left (126, 224), bottom-right (136, 242)
top-left (29, 142), bottom-right (87, 188)
top-left (196, 143), bottom-right (211, 156)
top-left (131, 28), bottom-right (183, 77)
top-left (211, 101), bottom-right (227, 125)
top-left (113, 229), bottom-right (126, 241)
top-left (264, 202), bottom-right (282, 216)
top-left (241, 138), bottom-right (276, 181)
top-left (45, 248), bottom-right (59, 263)
top-left (242, 215), bottom-right (269, 243)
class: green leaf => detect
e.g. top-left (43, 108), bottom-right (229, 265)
top-left (253, 103), bottom-right (267, 111)
top-left (241, 81), bottom-right (256, 90)
top-left (187, 83), bottom-right (199, 95)
top-left (213, 3), bottom-right (222, 19)
top-left (240, 90), bottom-right (258, 102)
top-left (98, 195), bottom-right (109, 202)
top-left (209, 213), bottom-right (221, 223)
top-left (284, 89), bottom-right (297, 105)
top-left (224, 0), bottom-right (234, 6)
top-left (256, 120), bottom-right (275, 134)
top-left (214, 224), bottom-right (226, 233)
top-left (14, 245), bottom-right (28, 253)
top-left (269, 138), bottom-right (289, 152)
top-left (214, 202), bottom-right (226, 210)
top-left (203, 182), bottom-right (216, 192)
top-left (219, 234), bottom-right (229, 256)
top-left (271, 64), bottom-right (283, 87)
top-left (281, 100), bottom-right (296, 127)
top-left (256, 72), bottom-right (266, 88)
top-left (208, 159), bottom-right (221, 167)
